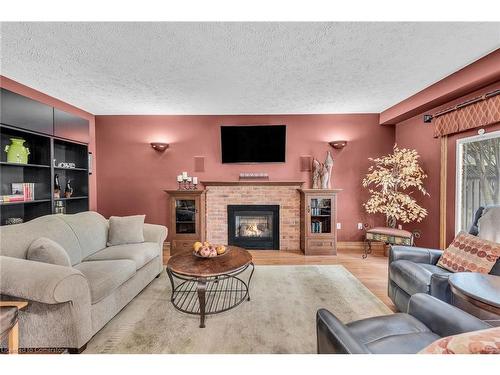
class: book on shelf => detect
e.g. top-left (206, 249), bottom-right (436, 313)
top-left (11, 183), bottom-right (35, 201)
top-left (311, 220), bottom-right (323, 233)
top-left (0, 194), bottom-right (25, 203)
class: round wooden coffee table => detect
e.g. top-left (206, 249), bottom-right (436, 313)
top-left (166, 246), bottom-right (254, 328)
top-left (449, 273), bottom-right (500, 326)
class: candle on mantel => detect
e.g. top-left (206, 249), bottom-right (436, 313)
top-left (182, 171), bottom-right (188, 179)
top-left (192, 177), bottom-right (198, 185)
top-left (177, 175), bottom-right (183, 182)
top-left (187, 177), bottom-right (192, 182)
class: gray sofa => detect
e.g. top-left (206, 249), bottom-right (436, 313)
top-left (0, 211), bottom-right (167, 352)
top-left (317, 293), bottom-right (491, 354)
top-left (388, 206), bottom-right (500, 312)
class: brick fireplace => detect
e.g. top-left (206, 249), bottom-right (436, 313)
top-left (203, 181), bottom-right (303, 250)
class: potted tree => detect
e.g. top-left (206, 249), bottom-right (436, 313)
top-left (362, 144), bottom-right (429, 229)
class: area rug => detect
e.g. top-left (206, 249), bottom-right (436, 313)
top-left (84, 265), bottom-right (391, 354)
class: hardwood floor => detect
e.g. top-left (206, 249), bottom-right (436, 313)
top-left (163, 247), bottom-right (396, 311)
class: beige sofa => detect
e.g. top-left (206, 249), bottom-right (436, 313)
top-left (0, 211), bottom-right (167, 353)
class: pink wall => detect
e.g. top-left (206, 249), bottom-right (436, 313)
top-left (0, 76), bottom-right (97, 210)
top-left (395, 81), bottom-right (500, 249)
top-left (395, 115), bottom-right (441, 248)
top-left (381, 49), bottom-right (500, 125)
top-left (96, 114), bottom-right (395, 242)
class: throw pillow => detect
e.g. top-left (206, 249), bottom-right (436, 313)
top-left (419, 327), bottom-right (500, 354)
top-left (437, 231), bottom-right (500, 273)
top-left (27, 237), bottom-right (71, 267)
top-left (107, 215), bottom-right (145, 246)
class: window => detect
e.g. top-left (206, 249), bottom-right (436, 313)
top-left (456, 130), bottom-right (500, 233)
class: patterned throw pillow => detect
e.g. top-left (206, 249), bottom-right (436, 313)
top-left (419, 327), bottom-right (500, 354)
top-left (437, 231), bottom-right (500, 273)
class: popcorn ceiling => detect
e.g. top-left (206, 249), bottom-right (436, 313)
top-left (2, 22), bottom-right (498, 115)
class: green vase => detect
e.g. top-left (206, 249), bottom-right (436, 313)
top-left (5, 138), bottom-right (30, 164)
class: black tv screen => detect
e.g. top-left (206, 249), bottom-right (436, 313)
top-left (221, 125), bottom-right (286, 163)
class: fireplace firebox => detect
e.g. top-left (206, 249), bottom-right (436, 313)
top-left (227, 205), bottom-right (279, 250)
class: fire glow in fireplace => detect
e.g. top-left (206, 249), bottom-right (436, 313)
top-left (227, 205), bottom-right (279, 250)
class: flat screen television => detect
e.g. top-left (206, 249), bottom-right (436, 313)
top-left (221, 125), bottom-right (286, 163)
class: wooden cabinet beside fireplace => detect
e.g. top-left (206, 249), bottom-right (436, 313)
top-left (165, 190), bottom-right (206, 255)
top-left (299, 189), bottom-right (341, 255)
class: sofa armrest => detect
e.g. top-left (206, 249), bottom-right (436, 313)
top-left (408, 293), bottom-right (491, 337)
top-left (0, 256), bottom-right (90, 305)
top-left (316, 309), bottom-right (370, 354)
top-left (144, 223), bottom-right (167, 247)
top-left (429, 273), bottom-right (453, 303)
top-left (389, 246), bottom-right (443, 265)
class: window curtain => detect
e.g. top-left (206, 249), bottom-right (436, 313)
top-left (434, 93), bottom-right (500, 137)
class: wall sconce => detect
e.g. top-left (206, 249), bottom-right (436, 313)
top-left (150, 142), bottom-right (169, 152)
top-left (329, 140), bottom-right (347, 149)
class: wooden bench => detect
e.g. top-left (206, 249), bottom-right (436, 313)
top-left (364, 227), bottom-right (414, 259)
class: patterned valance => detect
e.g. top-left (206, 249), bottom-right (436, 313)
top-left (434, 91), bottom-right (500, 137)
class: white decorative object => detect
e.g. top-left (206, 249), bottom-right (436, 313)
top-left (323, 151), bottom-right (334, 189)
top-left (239, 172), bottom-right (269, 180)
top-left (312, 158), bottom-right (321, 189)
top-left (182, 171), bottom-right (188, 179)
top-left (192, 177), bottom-right (198, 185)
top-left (177, 175), bottom-right (183, 182)
top-left (88, 152), bottom-right (93, 175)
top-left (57, 162), bottom-right (76, 169)
top-left (320, 163), bottom-right (329, 189)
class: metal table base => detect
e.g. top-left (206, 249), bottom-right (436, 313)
top-left (167, 262), bottom-right (255, 328)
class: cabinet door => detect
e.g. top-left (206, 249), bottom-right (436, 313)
top-left (306, 195), bottom-right (334, 237)
top-left (1, 89), bottom-right (53, 135)
top-left (54, 109), bottom-right (89, 143)
top-left (172, 196), bottom-right (200, 237)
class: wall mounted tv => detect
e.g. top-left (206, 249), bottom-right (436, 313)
top-left (221, 125), bottom-right (286, 163)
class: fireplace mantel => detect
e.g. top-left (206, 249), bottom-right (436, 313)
top-left (201, 180), bottom-right (305, 187)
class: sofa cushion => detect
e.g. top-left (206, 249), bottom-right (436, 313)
top-left (84, 242), bottom-right (159, 270)
top-left (27, 237), bottom-right (71, 267)
top-left (366, 332), bottom-right (441, 354)
top-left (347, 313), bottom-right (440, 354)
top-left (74, 260), bottom-right (136, 304)
top-left (419, 327), bottom-right (500, 354)
top-left (437, 231), bottom-right (500, 273)
top-left (58, 211), bottom-right (109, 259)
top-left (0, 215), bottom-right (82, 265)
top-left (107, 215), bottom-right (145, 246)
top-left (389, 260), bottom-right (451, 296)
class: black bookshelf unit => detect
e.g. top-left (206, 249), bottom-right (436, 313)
top-left (53, 139), bottom-right (89, 215)
top-left (0, 88), bottom-right (90, 226)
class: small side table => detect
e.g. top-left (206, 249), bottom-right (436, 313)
top-left (364, 227), bottom-right (413, 259)
top-left (449, 273), bottom-right (500, 327)
top-left (0, 301), bottom-right (28, 354)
